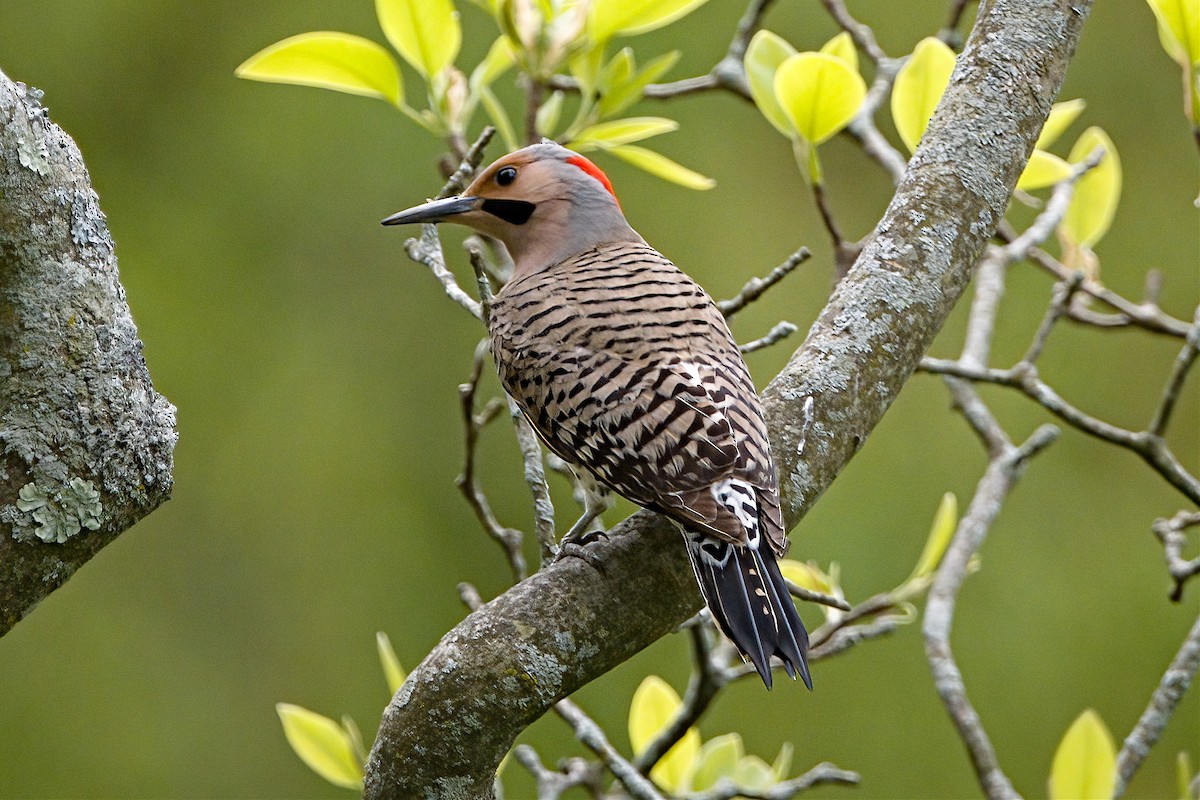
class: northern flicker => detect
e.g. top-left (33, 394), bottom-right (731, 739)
top-left (383, 142), bottom-right (811, 689)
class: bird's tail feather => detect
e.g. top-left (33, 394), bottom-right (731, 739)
top-left (684, 533), bottom-right (812, 690)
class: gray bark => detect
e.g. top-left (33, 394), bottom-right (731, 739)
top-left (364, 1), bottom-right (1092, 796)
top-left (0, 67), bottom-right (176, 635)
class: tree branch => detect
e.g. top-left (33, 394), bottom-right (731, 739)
top-left (364, 2), bottom-right (1093, 795)
top-left (0, 68), bottom-right (177, 636)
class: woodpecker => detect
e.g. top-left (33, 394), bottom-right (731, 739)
top-left (383, 142), bottom-right (811, 689)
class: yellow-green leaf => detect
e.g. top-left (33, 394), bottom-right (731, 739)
top-left (599, 50), bottom-right (681, 118)
top-left (1036, 98), bottom-right (1087, 149)
top-left (1177, 751), bottom-right (1193, 800)
top-left (236, 32), bottom-right (403, 107)
top-left (572, 117), bottom-right (679, 148)
top-left (1060, 126), bottom-right (1122, 249)
top-left (376, 0), bottom-right (461, 78)
top-left (891, 37), bottom-right (956, 152)
top-left (1148, 0), bottom-right (1200, 65)
top-left (1049, 709), bottom-right (1116, 800)
top-left (607, 144), bottom-right (716, 190)
top-left (772, 741), bottom-right (794, 780)
top-left (745, 30), bottom-right (798, 137)
top-left (536, 90), bottom-right (565, 138)
top-left (276, 703), bottom-right (364, 790)
top-left (820, 31), bottom-right (859, 73)
top-left (691, 733), bottom-right (743, 791)
top-left (1017, 150), bottom-right (1073, 191)
top-left (774, 52), bottom-right (867, 145)
top-left (628, 676), bottom-right (700, 792)
top-left (470, 35), bottom-right (516, 91)
top-left (734, 755), bottom-right (775, 790)
top-left (909, 493), bottom-right (958, 580)
top-left (376, 631), bottom-right (407, 695)
top-left (778, 559), bottom-right (833, 595)
top-left (589, 0), bottom-right (711, 40)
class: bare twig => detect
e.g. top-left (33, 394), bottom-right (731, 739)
top-left (458, 340), bottom-right (527, 581)
top-left (513, 745), bottom-right (600, 800)
top-left (1113, 611), bottom-right (1200, 797)
top-left (740, 321), bottom-right (798, 354)
top-left (555, 699), bottom-right (666, 800)
top-left (810, 180), bottom-right (858, 278)
top-left (938, 0), bottom-right (976, 48)
top-left (405, 226), bottom-right (483, 321)
top-left (633, 626), bottom-right (723, 775)
top-left (819, 0), bottom-right (888, 65)
top-left (718, 248), bottom-right (811, 317)
top-left (1148, 309), bottom-right (1200, 437)
top-left (923, 425), bottom-right (1059, 800)
top-left (785, 581), bottom-right (853, 612)
top-left (1017, 273), bottom-right (1084, 368)
top-left (683, 762), bottom-right (860, 800)
top-left (437, 126), bottom-right (497, 199)
top-left (1152, 511), bottom-right (1200, 602)
top-left (919, 357), bottom-right (1200, 504)
top-left (643, 0), bottom-right (776, 100)
top-left (509, 399), bottom-right (559, 563)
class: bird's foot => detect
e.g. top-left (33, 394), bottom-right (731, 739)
top-left (551, 528), bottom-right (610, 569)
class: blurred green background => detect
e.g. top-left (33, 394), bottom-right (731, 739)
top-left (1, 2), bottom-right (1196, 797)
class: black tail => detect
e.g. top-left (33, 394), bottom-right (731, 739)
top-left (685, 533), bottom-right (812, 690)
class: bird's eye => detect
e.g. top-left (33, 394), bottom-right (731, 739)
top-left (496, 166), bottom-right (517, 186)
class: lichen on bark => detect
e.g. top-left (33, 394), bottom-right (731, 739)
top-left (0, 68), bottom-right (177, 635)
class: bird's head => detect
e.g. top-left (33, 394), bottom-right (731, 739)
top-left (383, 142), bottom-right (642, 275)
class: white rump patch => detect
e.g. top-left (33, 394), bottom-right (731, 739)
top-left (712, 478), bottom-right (760, 548)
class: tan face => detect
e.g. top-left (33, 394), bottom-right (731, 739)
top-left (382, 143), bottom-right (638, 275)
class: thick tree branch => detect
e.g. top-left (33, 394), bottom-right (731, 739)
top-left (0, 68), bottom-right (176, 636)
top-left (364, 2), bottom-right (1092, 796)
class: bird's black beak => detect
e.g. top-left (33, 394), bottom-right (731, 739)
top-left (381, 195), bottom-right (481, 226)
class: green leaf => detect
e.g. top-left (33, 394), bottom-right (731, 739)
top-left (820, 31), bottom-right (859, 73)
top-left (774, 52), bottom-right (867, 145)
top-left (607, 145), bottom-right (716, 190)
top-left (1178, 751), bottom-right (1193, 800)
top-left (745, 30), bottom-right (798, 137)
top-left (1060, 126), bottom-right (1122, 249)
top-left (628, 676), bottom-right (700, 792)
top-left (470, 35), bottom-right (516, 92)
top-left (910, 493), bottom-right (958, 580)
top-left (734, 755), bottom-right (775, 790)
top-left (589, 0), bottom-right (711, 40)
top-left (1017, 149), bottom-right (1073, 191)
top-left (536, 91), bottom-right (565, 138)
top-left (778, 559), bottom-right (833, 595)
top-left (599, 50), bottom-right (681, 118)
top-left (691, 733), bottom-right (744, 791)
top-left (276, 703), bottom-right (364, 790)
top-left (376, 632), bottom-right (407, 695)
top-left (572, 116), bottom-right (679, 147)
top-left (1036, 98), bottom-right (1086, 149)
top-left (479, 86), bottom-right (519, 151)
top-left (1049, 709), bottom-right (1116, 800)
top-left (891, 37), bottom-right (956, 153)
top-left (376, 0), bottom-right (461, 78)
top-left (1148, 0), bottom-right (1200, 65)
top-left (771, 741), bottom-right (794, 781)
top-left (236, 32), bottom-right (403, 107)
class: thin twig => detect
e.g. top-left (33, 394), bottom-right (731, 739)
top-left (437, 126), bottom-right (497, 199)
top-left (683, 762), bottom-right (860, 800)
top-left (718, 247), bottom-right (811, 317)
top-left (937, 0), bottom-right (976, 48)
top-left (785, 580), bottom-right (853, 612)
top-left (923, 425), bottom-right (1059, 800)
top-left (644, 0), bottom-right (777, 100)
top-left (634, 625), bottom-right (723, 775)
top-left (1152, 511), bottom-right (1200, 602)
top-left (919, 357), bottom-right (1200, 504)
top-left (513, 744), bottom-right (600, 800)
top-left (740, 321), bottom-right (798, 354)
top-left (458, 340), bottom-right (527, 581)
top-left (555, 699), bottom-right (666, 800)
top-left (508, 399), bottom-right (558, 564)
top-left (1148, 309), bottom-right (1200, 437)
top-left (1018, 272), bottom-right (1084, 367)
top-left (819, 0), bottom-right (888, 65)
top-left (1113, 611), bottom-right (1200, 797)
top-left (405, 225), bottom-right (484, 321)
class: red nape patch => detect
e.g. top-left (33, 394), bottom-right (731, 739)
top-left (566, 155), bottom-right (620, 207)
